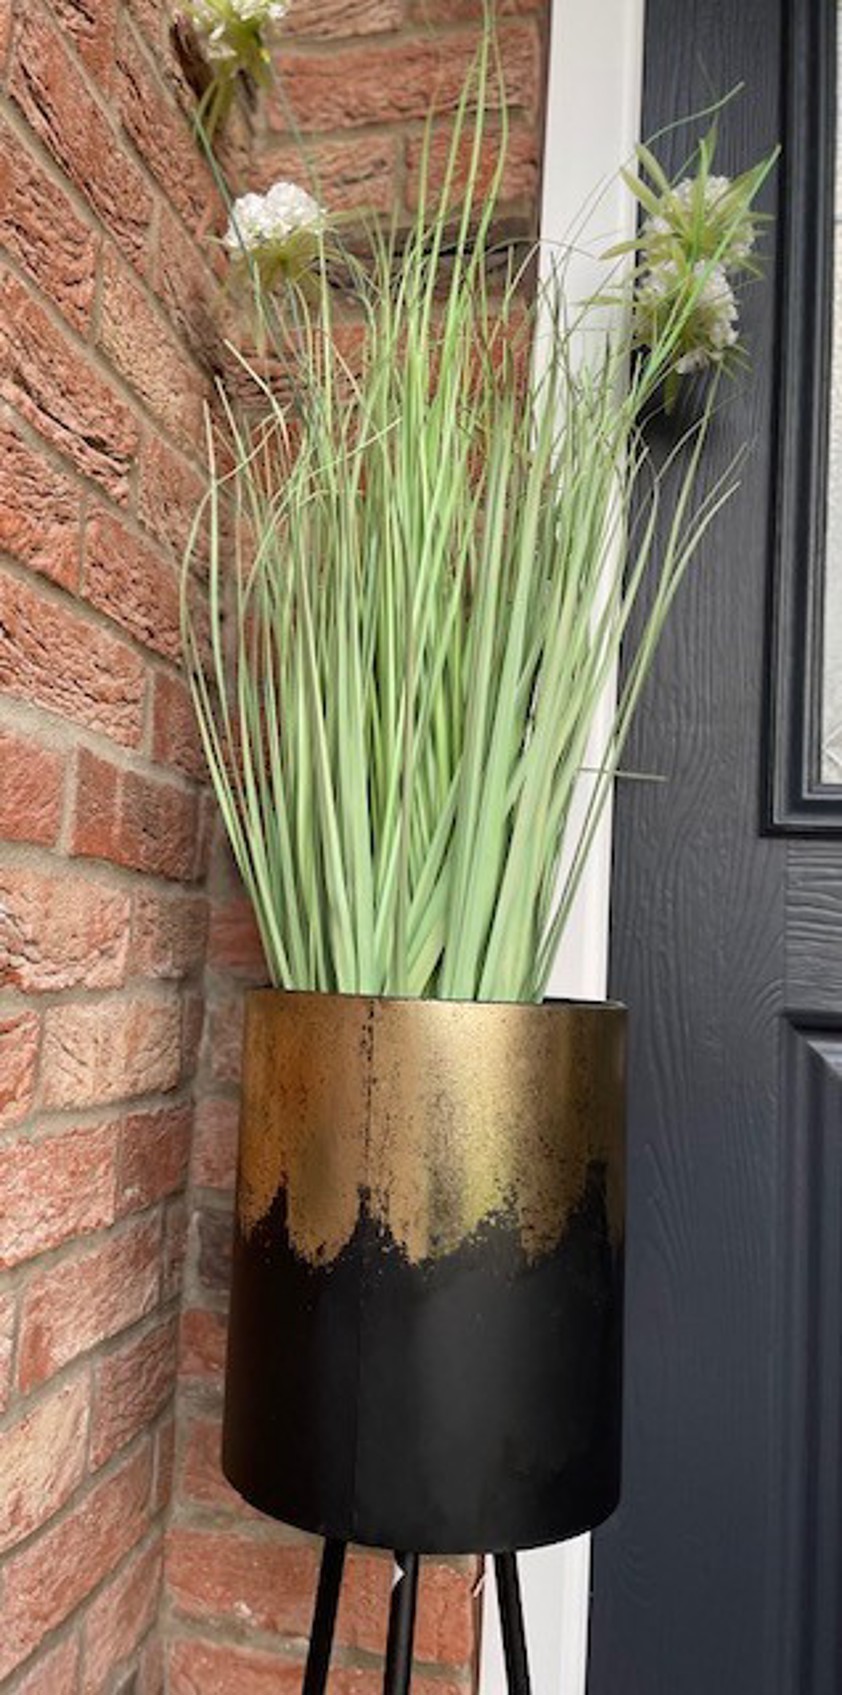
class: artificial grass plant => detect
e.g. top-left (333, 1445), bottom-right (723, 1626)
top-left (181, 25), bottom-right (774, 1002)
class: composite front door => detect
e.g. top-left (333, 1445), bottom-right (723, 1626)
top-left (590, 2), bottom-right (842, 1691)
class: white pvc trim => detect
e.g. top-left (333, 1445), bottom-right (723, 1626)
top-left (478, 2), bottom-right (645, 1692)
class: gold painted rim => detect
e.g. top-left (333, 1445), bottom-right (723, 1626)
top-left (237, 990), bottom-right (626, 1267)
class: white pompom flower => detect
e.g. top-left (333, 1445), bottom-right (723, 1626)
top-left (188, 1), bottom-right (289, 70)
top-left (640, 172), bottom-right (756, 276)
top-left (224, 180), bottom-right (327, 289)
top-left (634, 257), bottom-right (739, 380)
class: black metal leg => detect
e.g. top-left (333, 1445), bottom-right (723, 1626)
top-left (382, 1552), bottom-right (420, 1695)
top-left (495, 1553), bottom-right (532, 1695)
top-left (303, 1539), bottom-right (347, 1695)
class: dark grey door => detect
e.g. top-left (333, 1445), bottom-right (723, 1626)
top-left (589, 2), bottom-right (842, 1692)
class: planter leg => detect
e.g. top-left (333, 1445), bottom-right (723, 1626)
top-left (303, 1539), bottom-right (347, 1695)
top-left (383, 1552), bottom-right (420, 1695)
top-left (494, 1553), bottom-right (532, 1695)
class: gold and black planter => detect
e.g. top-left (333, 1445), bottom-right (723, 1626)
top-left (223, 991), bottom-right (626, 1695)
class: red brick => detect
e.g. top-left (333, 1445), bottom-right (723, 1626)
top-left (0, 1008), bottom-right (39, 1129)
top-left (131, 889), bottom-right (208, 980)
top-left (207, 894), bottom-right (266, 978)
top-left (168, 1640), bottom-right (467, 1695)
top-left (269, 24), bottom-right (541, 132)
top-left (12, 1635), bottom-right (81, 1695)
top-left (0, 727), bottom-right (64, 848)
top-left (137, 433), bottom-right (207, 563)
top-left (153, 205), bottom-right (223, 365)
top-left (50, 0), bottom-right (118, 89)
top-left (0, 423), bottom-right (82, 588)
top-left (0, 1375), bottom-right (89, 1555)
top-left (284, 0), bottom-right (403, 36)
top-left (117, 1102), bottom-right (192, 1215)
top-left (116, 28), bottom-right (219, 234)
top-left (258, 134), bottom-right (400, 214)
top-left (410, 0), bottom-right (545, 15)
top-left (40, 991), bottom-right (183, 1111)
top-left (70, 747), bottom-right (122, 862)
top-left (405, 120), bottom-right (540, 210)
top-left (181, 989), bottom-right (205, 1083)
top-left (71, 755), bottom-right (201, 881)
top-left (179, 1414), bottom-right (249, 1512)
top-left (340, 1553), bottom-right (477, 1664)
top-left (0, 1445), bottom-right (152, 1681)
top-left (192, 1095), bottom-right (239, 1189)
top-left (83, 508), bottom-right (181, 661)
top-left (0, 572), bottom-right (145, 747)
top-left (124, 0), bottom-right (162, 49)
top-left (0, 1120), bottom-right (117, 1269)
top-left (167, 1524), bottom-right (318, 1634)
top-left (152, 1413), bottom-right (175, 1515)
top-left (0, 114), bottom-right (97, 329)
top-left (91, 1319), bottom-right (178, 1467)
top-left (83, 1538), bottom-right (162, 1691)
top-left (168, 1638), bottom-right (303, 1695)
top-left (9, 2), bottom-right (153, 267)
top-left (178, 1305), bottom-right (227, 1380)
top-left (98, 247), bottom-right (205, 450)
top-left (150, 671), bottom-right (207, 782)
top-left (0, 864), bottom-right (130, 992)
top-left (137, 1630), bottom-right (165, 1695)
top-left (0, 276), bottom-right (138, 499)
top-left (162, 1194), bottom-right (189, 1303)
top-left (0, 1291), bottom-right (16, 1412)
top-left (120, 769), bottom-right (201, 881)
top-left (17, 1215), bottom-right (160, 1391)
top-left (206, 992), bottom-right (244, 1085)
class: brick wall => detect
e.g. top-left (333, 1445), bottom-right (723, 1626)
top-left (0, 0), bottom-right (231, 1685)
top-left (0, 1), bottom-right (549, 1690)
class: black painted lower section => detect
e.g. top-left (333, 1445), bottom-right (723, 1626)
top-left (223, 1169), bottom-right (623, 1554)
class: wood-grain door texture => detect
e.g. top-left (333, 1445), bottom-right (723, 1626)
top-left (589, 3), bottom-right (842, 1692)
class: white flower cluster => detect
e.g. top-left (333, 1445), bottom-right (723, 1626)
top-left (190, 0), bottom-right (289, 65)
top-left (224, 180), bottom-right (325, 255)
top-left (636, 259), bottom-right (739, 375)
top-left (634, 172), bottom-right (755, 378)
top-left (643, 176), bottom-right (756, 268)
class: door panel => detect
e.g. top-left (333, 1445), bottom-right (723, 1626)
top-left (589, 2), bottom-right (842, 1691)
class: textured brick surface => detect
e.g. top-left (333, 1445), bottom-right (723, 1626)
top-left (83, 507), bottom-right (182, 661)
top-left (12, 1634), bottom-right (82, 1695)
top-left (82, 1538), bottom-right (163, 1690)
top-left (116, 1102), bottom-right (193, 1214)
top-left (0, 423), bottom-right (82, 589)
top-left (0, 863), bottom-right (131, 991)
top-left (269, 25), bottom-right (541, 133)
top-left (0, 570), bottom-right (146, 747)
top-left (8, 0), bottom-right (153, 266)
top-left (40, 992), bottom-right (183, 1109)
top-left (0, 727), bottom-right (64, 847)
top-left (0, 1008), bottom-right (40, 1129)
top-left (17, 1215), bottom-right (160, 1390)
top-left (0, 275), bottom-right (139, 497)
top-left (0, 112), bottom-right (98, 327)
top-left (0, 1445), bottom-right (152, 1681)
top-left (91, 1318), bottom-right (178, 1467)
top-left (0, 1120), bottom-right (117, 1268)
top-left (0, 1375), bottom-right (89, 1554)
top-left (0, 1), bottom-right (548, 1688)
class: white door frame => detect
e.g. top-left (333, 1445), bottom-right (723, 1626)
top-left (479, 2), bottom-right (645, 1691)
